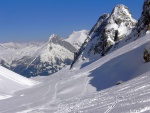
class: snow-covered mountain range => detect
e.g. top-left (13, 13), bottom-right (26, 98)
top-left (0, 26), bottom-right (150, 113)
top-left (0, 34), bottom-right (77, 77)
top-left (0, 0), bottom-right (150, 113)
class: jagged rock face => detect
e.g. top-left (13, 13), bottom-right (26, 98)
top-left (134, 0), bottom-right (150, 36)
top-left (107, 5), bottom-right (136, 41)
top-left (89, 4), bottom-right (136, 56)
top-left (0, 35), bottom-right (76, 77)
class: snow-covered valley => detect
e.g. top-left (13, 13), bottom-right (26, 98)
top-left (0, 33), bottom-right (150, 113)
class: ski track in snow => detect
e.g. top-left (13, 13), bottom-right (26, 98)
top-left (4, 73), bottom-right (150, 113)
top-left (80, 77), bottom-right (90, 97)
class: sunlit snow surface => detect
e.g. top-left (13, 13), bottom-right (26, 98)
top-left (0, 66), bottom-right (39, 100)
top-left (0, 34), bottom-right (150, 113)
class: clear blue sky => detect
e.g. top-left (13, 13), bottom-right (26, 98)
top-left (0, 0), bottom-right (144, 42)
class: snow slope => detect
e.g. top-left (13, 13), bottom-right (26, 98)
top-left (0, 66), bottom-right (38, 100)
top-left (0, 32), bottom-right (150, 113)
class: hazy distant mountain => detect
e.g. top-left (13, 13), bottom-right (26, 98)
top-left (0, 34), bottom-right (76, 77)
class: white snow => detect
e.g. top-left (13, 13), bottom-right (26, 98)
top-left (118, 23), bottom-right (129, 36)
top-left (0, 95), bottom-right (12, 100)
top-left (40, 42), bottom-right (73, 64)
top-left (0, 33), bottom-right (150, 113)
top-left (0, 66), bottom-right (39, 94)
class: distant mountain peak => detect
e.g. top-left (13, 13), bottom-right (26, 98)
top-left (0, 35), bottom-right (76, 77)
top-left (48, 34), bottom-right (59, 42)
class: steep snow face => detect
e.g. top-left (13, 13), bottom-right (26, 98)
top-left (71, 5), bottom-right (136, 68)
top-left (0, 35), bottom-right (76, 77)
top-left (0, 66), bottom-right (38, 95)
top-left (65, 30), bottom-right (89, 50)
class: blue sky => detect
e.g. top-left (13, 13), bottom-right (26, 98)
top-left (0, 0), bottom-right (144, 42)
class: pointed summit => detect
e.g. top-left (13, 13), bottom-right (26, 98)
top-left (110, 4), bottom-right (136, 24)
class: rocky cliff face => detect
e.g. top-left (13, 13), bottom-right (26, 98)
top-left (0, 35), bottom-right (76, 77)
top-left (131, 0), bottom-right (150, 38)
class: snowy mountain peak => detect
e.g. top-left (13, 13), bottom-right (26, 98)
top-left (71, 4), bottom-right (136, 68)
top-left (89, 4), bottom-right (136, 54)
top-left (66, 30), bottom-right (89, 50)
top-left (111, 4), bottom-right (136, 24)
top-left (112, 4), bottom-right (128, 14)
